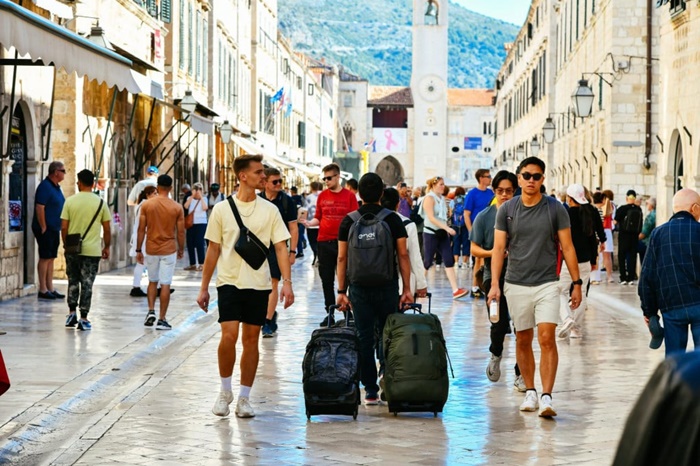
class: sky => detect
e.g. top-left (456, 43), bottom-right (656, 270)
top-left (454, 0), bottom-right (531, 26)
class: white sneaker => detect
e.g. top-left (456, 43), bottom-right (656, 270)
top-left (513, 375), bottom-right (527, 393)
top-left (235, 397), bottom-right (256, 418)
top-left (486, 354), bottom-right (501, 382)
top-left (520, 390), bottom-right (539, 412)
top-left (212, 390), bottom-right (233, 416)
top-left (557, 316), bottom-right (575, 339)
top-left (539, 395), bottom-right (557, 417)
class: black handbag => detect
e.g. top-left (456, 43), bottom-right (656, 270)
top-left (64, 199), bottom-right (104, 255)
top-left (425, 226), bottom-right (448, 241)
top-left (227, 197), bottom-right (268, 270)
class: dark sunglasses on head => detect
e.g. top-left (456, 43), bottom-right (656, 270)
top-left (322, 174), bottom-right (337, 182)
top-left (271, 179), bottom-right (283, 185)
top-left (520, 172), bottom-right (544, 181)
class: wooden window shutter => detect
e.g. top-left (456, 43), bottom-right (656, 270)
top-left (161, 0), bottom-right (172, 23)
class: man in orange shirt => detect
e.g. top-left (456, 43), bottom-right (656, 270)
top-left (136, 175), bottom-right (185, 329)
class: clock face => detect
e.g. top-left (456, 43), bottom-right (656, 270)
top-left (419, 75), bottom-right (444, 102)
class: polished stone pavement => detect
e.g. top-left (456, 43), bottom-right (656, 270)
top-left (0, 258), bottom-right (670, 465)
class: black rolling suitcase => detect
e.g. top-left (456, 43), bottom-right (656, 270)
top-left (382, 294), bottom-right (454, 417)
top-left (302, 306), bottom-right (360, 420)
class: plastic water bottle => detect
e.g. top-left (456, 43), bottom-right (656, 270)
top-left (489, 299), bottom-right (499, 324)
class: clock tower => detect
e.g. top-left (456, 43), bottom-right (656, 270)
top-left (411, 0), bottom-right (448, 183)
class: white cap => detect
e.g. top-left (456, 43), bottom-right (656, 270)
top-left (566, 184), bottom-right (589, 205)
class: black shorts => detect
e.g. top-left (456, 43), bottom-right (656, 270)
top-left (34, 227), bottom-right (60, 259)
top-left (217, 285), bottom-right (270, 325)
top-left (267, 248), bottom-right (281, 280)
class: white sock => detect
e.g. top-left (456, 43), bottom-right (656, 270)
top-left (221, 376), bottom-right (232, 392)
top-left (239, 385), bottom-right (252, 399)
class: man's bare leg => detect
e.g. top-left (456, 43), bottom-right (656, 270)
top-left (218, 321), bottom-right (240, 377)
top-left (38, 258), bottom-right (49, 293)
top-left (147, 281), bottom-right (158, 311)
top-left (537, 323), bottom-right (558, 394)
top-left (516, 328), bottom-right (536, 389)
top-left (158, 284), bottom-right (171, 320)
top-left (240, 323), bottom-right (261, 387)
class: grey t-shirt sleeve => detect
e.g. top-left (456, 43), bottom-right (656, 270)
top-left (554, 201), bottom-right (571, 231)
top-left (494, 199), bottom-right (510, 231)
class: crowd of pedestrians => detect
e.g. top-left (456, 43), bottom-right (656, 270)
top-left (30, 152), bottom-right (700, 424)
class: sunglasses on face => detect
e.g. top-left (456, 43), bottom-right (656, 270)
top-left (57, 169), bottom-right (66, 173)
top-left (495, 188), bottom-right (514, 195)
top-left (481, 175), bottom-right (492, 179)
top-left (271, 179), bottom-right (283, 185)
top-left (520, 172), bottom-right (544, 181)
top-left (323, 174), bottom-right (337, 182)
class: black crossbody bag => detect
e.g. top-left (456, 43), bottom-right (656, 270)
top-left (227, 196), bottom-right (268, 270)
top-left (64, 199), bottom-right (104, 255)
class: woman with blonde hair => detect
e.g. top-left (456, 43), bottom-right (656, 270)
top-left (421, 176), bottom-right (468, 299)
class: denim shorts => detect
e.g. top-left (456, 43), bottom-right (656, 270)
top-left (145, 252), bottom-right (177, 285)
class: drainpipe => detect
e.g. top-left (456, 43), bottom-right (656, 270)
top-left (644, 0), bottom-right (652, 170)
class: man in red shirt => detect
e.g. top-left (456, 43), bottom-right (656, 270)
top-left (303, 163), bottom-right (359, 326)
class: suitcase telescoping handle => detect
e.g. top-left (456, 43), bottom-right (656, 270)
top-left (412, 292), bottom-right (432, 314)
top-left (327, 305), bottom-right (351, 328)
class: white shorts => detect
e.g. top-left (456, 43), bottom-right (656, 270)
top-left (504, 281), bottom-right (560, 331)
top-left (144, 253), bottom-right (177, 285)
top-left (603, 228), bottom-right (614, 252)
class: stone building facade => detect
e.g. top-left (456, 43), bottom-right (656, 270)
top-left (493, 0), bottom-right (660, 208)
top-left (655, 0), bottom-right (700, 221)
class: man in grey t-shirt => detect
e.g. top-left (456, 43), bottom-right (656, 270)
top-left (487, 157), bottom-right (582, 419)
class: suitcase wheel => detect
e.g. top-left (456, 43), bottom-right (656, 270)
top-left (393, 411), bottom-right (398, 417)
top-left (353, 409), bottom-right (358, 420)
top-left (306, 410), bottom-right (311, 421)
top-left (433, 411), bottom-right (438, 418)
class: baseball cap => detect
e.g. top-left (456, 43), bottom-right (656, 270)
top-left (147, 166), bottom-right (159, 175)
top-left (566, 184), bottom-right (589, 205)
top-left (210, 183), bottom-right (220, 190)
top-left (626, 189), bottom-right (637, 198)
top-left (648, 315), bottom-right (664, 350)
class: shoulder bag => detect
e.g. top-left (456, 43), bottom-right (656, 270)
top-left (227, 196), bottom-right (269, 270)
top-left (185, 200), bottom-right (200, 229)
top-left (64, 199), bottom-right (104, 255)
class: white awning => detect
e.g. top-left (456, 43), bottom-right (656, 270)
top-left (31, 0), bottom-right (73, 19)
top-left (231, 135), bottom-right (293, 168)
top-left (189, 114), bottom-right (214, 136)
top-left (130, 70), bottom-right (164, 100)
top-left (0, 0), bottom-right (140, 93)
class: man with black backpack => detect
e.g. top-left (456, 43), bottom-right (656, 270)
top-left (614, 189), bottom-right (644, 285)
top-left (336, 173), bottom-right (413, 405)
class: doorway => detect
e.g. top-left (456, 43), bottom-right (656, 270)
top-left (8, 106), bottom-right (29, 284)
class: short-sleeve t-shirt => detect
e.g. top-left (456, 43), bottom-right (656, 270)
top-left (464, 187), bottom-right (495, 224)
top-left (259, 191), bottom-right (298, 231)
top-left (470, 204), bottom-right (498, 282)
top-left (205, 196), bottom-right (291, 290)
top-left (140, 195), bottom-right (185, 255)
top-left (35, 177), bottom-right (65, 231)
top-left (494, 195), bottom-right (570, 286)
top-left (60, 192), bottom-right (111, 257)
top-left (315, 188), bottom-right (359, 241)
top-left (338, 204), bottom-right (408, 283)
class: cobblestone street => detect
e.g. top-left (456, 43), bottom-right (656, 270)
top-left (0, 257), bottom-right (665, 465)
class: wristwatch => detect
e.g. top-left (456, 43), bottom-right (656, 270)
top-left (337, 289), bottom-right (347, 294)
top-left (572, 279), bottom-right (583, 286)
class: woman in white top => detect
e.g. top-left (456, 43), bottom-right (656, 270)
top-left (421, 176), bottom-right (468, 299)
top-left (184, 182), bottom-right (209, 271)
top-left (129, 186), bottom-right (157, 292)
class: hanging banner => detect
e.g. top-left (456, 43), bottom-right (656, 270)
top-left (372, 128), bottom-right (407, 153)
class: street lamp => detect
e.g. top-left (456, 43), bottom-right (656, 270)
top-left (425, 1), bottom-right (438, 24)
top-left (542, 117), bottom-right (556, 144)
top-left (180, 90), bottom-right (197, 116)
top-left (87, 24), bottom-right (113, 50)
top-left (220, 120), bottom-right (233, 144)
top-left (530, 137), bottom-right (540, 157)
top-left (515, 145), bottom-right (525, 160)
top-left (572, 79), bottom-right (594, 118)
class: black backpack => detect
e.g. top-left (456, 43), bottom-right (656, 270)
top-left (621, 207), bottom-right (643, 234)
top-left (346, 209), bottom-right (395, 286)
top-left (409, 199), bottom-right (424, 226)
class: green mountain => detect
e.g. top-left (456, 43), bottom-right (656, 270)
top-left (278, 0), bottom-right (520, 88)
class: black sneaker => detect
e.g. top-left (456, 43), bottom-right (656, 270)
top-left (130, 287), bottom-right (147, 297)
top-left (144, 311), bottom-right (156, 327)
top-left (65, 313), bottom-right (78, 328)
top-left (51, 290), bottom-right (65, 299)
top-left (157, 287), bottom-right (175, 296)
top-left (262, 321), bottom-right (274, 338)
top-left (38, 291), bottom-right (56, 300)
top-left (319, 313), bottom-right (335, 327)
top-left (156, 319), bottom-right (172, 330)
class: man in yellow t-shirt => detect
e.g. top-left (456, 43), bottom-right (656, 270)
top-left (60, 169), bottom-right (111, 331)
top-left (197, 154), bottom-right (294, 419)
